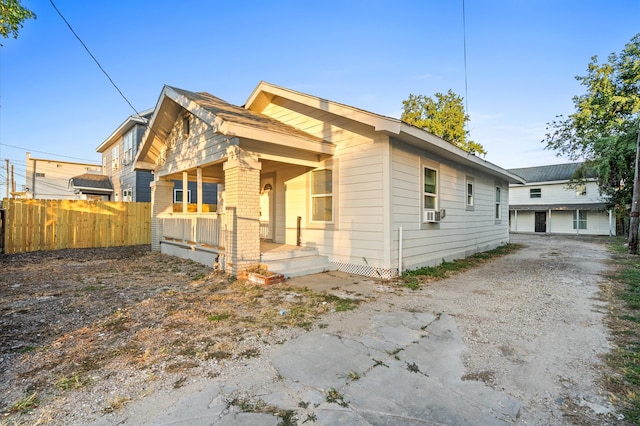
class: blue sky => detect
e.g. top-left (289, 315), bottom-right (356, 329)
top-left (1, 0), bottom-right (638, 195)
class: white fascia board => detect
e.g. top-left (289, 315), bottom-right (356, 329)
top-left (246, 81), bottom-right (402, 133)
top-left (399, 123), bottom-right (525, 184)
top-left (96, 109), bottom-right (151, 153)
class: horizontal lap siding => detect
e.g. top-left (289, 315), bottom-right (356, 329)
top-left (157, 117), bottom-right (230, 177)
top-left (265, 98), bottom-right (387, 268)
top-left (391, 142), bottom-right (509, 272)
top-left (510, 181), bottom-right (602, 205)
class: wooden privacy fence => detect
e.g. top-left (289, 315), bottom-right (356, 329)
top-left (1, 199), bottom-right (151, 254)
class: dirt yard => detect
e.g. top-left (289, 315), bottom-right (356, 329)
top-left (0, 235), bottom-right (625, 425)
top-left (0, 246), bottom-right (379, 424)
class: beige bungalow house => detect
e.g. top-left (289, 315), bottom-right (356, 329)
top-left (135, 82), bottom-right (524, 278)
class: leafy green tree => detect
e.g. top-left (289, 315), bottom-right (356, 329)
top-left (401, 90), bottom-right (486, 155)
top-left (543, 33), bottom-right (640, 234)
top-left (0, 0), bottom-right (36, 43)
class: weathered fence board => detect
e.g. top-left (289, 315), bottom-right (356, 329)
top-left (1, 199), bottom-right (151, 254)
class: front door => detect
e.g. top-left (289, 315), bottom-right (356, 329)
top-left (259, 177), bottom-right (274, 241)
top-left (534, 211), bottom-right (546, 233)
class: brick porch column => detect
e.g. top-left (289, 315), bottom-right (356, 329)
top-left (150, 180), bottom-right (174, 252)
top-left (223, 146), bottom-right (261, 275)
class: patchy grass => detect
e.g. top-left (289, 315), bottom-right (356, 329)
top-left (603, 237), bottom-right (640, 423)
top-left (400, 243), bottom-right (523, 289)
top-left (10, 392), bottom-right (39, 414)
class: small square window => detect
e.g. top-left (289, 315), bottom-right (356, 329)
top-left (576, 184), bottom-right (586, 196)
top-left (530, 188), bottom-right (541, 198)
top-left (174, 189), bottom-right (192, 203)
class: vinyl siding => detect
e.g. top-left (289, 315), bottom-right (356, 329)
top-left (265, 99), bottom-right (388, 270)
top-left (390, 140), bottom-right (509, 272)
top-left (509, 210), bottom-right (612, 235)
top-left (510, 181), bottom-right (602, 205)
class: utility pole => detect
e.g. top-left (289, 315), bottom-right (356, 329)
top-left (629, 126), bottom-right (640, 254)
top-left (10, 164), bottom-right (15, 195)
top-left (4, 159), bottom-right (9, 200)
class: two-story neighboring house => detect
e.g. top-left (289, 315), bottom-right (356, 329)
top-left (508, 163), bottom-right (615, 236)
top-left (25, 152), bottom-right (104, 199)
top-left (97, 109), bottom-right (217, 207)
top-left (96, 109), bottom-right (155, 202)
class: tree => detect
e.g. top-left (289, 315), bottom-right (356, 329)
top-left (0, 0), bottom-right (36, 43)
top-left (543, 33), bottom-right (640, 250)
top-left (401, 90), bottom-right (486, 155)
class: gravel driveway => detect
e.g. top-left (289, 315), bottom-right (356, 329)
top-left (0, 233), bottom-right (618, 425)
top-left (89, 233), bottom-right (618, 425)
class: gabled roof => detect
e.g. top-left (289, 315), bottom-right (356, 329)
top-left (508, 163), bottom-right (594, 183)
top-left (96, 108), bottom-right (153, 153)
top-left (68, 173), bottom-right (113, 194)
top-left (135, 86), bottom-right (332, 170)
top-left (246, 81), bottom-right (525, 184)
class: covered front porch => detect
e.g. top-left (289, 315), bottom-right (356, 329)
top-left (134, 86), bottom-right (335, 277)
top-left (158, 212), bottom-right (334, 277)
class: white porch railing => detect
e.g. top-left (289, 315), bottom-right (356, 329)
top-left (161, 213), bottom-right (225, 249)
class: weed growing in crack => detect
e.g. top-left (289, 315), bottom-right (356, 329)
top-left (326, 388), bottom-right (349, 407)
top-left (302, 413), bottom-right (318, 423)
top-left (372, 358), bottom-right (389, 368)
top-left (387, 347), bottom-right (404, 360)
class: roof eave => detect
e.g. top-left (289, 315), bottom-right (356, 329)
top-left (396, 124), bottom-right (525, 184)
top-left (96, 108), bottom-right (153, 153)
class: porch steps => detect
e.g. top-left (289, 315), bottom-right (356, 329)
top-left (261, 245), bottom-right (336, 278)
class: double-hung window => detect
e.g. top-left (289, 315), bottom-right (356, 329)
top-left (123, 131), bottom-right (134, 165)
top-left (573, 211), bottom-right (587, 229)
top-left (111, 146), bottom-right (119, 170)
top-left (530, 188), bottom-right (541, 198)
top-left (466, 177), bottom-right (474, 208)
top-left (311, 169), bottom-right (333, 222)
top-left (495, 186), bottom-right (502, 220)
top-left (423, 167), bottom-right (437, 210)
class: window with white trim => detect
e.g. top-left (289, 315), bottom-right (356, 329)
top-left (111, 146), bottom-right (119, 170)
top-left (495, 186), bottom-right (502, 220)
top-left (123, 131), bottom-right (134, 165)
top-left (573, 211), bottom-right (587, 229)
top-left (423, 167), bottom-right (437, 210)
top-left (530, 188), bottom-right (541, 198)
top-left (174, 189), bottom-right (191, 203)
top-left (123, 189), bottom-right (132, 202)
top-left (311, 169), bottom-right (333, 222)
top-left (466, 177), bottom-right (474, 208)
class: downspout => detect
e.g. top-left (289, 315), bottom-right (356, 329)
top-left (398, 226), bottom-right (403, 275)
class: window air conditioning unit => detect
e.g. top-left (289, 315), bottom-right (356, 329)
top-left (424, 210), bottom-right (441, 223)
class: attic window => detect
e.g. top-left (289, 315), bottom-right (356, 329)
top-left (529, 188), bottom-right (541, 198)
top-left (182, 115), bottom-right (190, 137)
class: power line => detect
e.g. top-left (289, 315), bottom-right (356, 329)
top-left (48, 0), bottom-right (141, 118)
top-left (0, 143), bottom-right (98, 163)
top-left (462, 0), bottom-right (469, 117)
